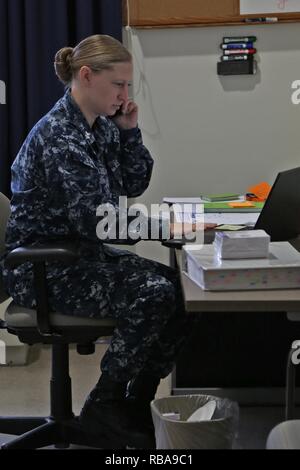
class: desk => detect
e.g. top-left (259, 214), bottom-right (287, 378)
top-left (171, 245), bottom-right (300, 406)
top-left (163, 235), bottom-right (300, 312)
top-left (179, 257), bottom-right (300, 314)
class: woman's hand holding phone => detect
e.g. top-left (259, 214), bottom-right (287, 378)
top-left (111, 100), bottom-right (138, 130)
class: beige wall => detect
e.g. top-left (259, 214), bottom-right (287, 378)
top-left (124, 23), bottom-right (300, 264)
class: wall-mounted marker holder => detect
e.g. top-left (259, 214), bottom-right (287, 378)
top-left (217, 36), bottom-right (257, 76)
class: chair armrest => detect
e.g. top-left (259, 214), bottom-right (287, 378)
top-left (4, 242), bottom-right (79, 337)
top-left (5, 242), bottom-right (79, 269)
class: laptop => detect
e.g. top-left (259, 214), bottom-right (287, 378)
top-left (254, 166), bottom-right (300, 241)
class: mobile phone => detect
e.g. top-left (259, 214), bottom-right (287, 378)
top-left (108, 108), bottom-right (123, 119)
top-left (114, 108), bottom-right (124, 117)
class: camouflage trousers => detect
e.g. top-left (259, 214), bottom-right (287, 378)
top-left (6, 250), bottom-right (195, 382)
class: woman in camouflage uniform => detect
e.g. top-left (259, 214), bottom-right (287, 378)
top-left (2, 35), bottom-right (214, 448)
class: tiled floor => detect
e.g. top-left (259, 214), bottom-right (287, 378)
top-left (236, 405), bottom-right (300, 449)
top-left (0, 344), bottom-right (171, 416)
top-left (0, 344), bottom-right (299, 449)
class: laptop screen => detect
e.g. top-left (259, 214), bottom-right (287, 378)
top-left (254, 166), bottom-right (300, 241)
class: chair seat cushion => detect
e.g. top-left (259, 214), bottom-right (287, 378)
top-left (6, 302), bottom-right (116, 328)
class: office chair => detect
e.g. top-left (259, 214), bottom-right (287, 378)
top-left (0, 192), bottom-right (117, 449)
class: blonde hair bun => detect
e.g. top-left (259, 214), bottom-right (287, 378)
top-left (54, 35), bottom-right (132, 87)
top-left (54, 47), bottom-right (74, 85)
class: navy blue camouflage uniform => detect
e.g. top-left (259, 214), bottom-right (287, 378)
top-left (2, 91), bottom-right (192, 382)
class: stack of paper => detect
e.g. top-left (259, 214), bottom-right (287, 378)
top-left (204, 201), bottom-right (264, 213)
top-left (214, 230), bottom-right (270, 259)
top-left (182, 242), bottom-right (300, 291)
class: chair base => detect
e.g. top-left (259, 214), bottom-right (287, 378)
top-left (0, 415), bottom-right (119, 449)
top-left (0, 342), bottom-right (122, 449)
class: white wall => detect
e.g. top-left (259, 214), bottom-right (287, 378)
top-left (124, 24), bottom-right (300, 264)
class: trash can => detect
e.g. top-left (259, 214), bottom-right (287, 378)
top-left (0, 331), bottom-right (31, 366)
top-left (151, 394), bottom-right (239, 449)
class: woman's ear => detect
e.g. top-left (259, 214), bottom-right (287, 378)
top-left (78, 66), bottom-right (93, 86)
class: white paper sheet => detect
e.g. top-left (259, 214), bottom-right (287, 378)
top-left (174, 211), bottom-right (259, 226)
top-left (163, 196), bottom-right (245, 204)
top-left (163, 197), bottom-right (204, 204)
top-left (240, 0), bottom-right (300, 14)
top-left (175, 212), bottom-right (204, 223)
top-left (204, 213), bottom-right (259, 226)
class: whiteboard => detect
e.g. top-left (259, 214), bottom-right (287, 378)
top-left (240, 0), bottom-right (300, 14)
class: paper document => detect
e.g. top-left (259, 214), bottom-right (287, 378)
top-left (175, 212), bottom-right (204, 224)
top-left (204, 213), bottom-right (259, 226)
top-left (163, 197), bottom-right (204, 204)
top-left (175, 210), bottom-right (259, 226)
top-left (240, 0), bottom-right (300, 14)
top-left (163, 196), bottom-right (245, 205)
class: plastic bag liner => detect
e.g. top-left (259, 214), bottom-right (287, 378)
top-left (151, 395), bottom-right (239, 449)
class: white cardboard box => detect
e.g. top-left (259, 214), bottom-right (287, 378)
top-left (214, 229), bottom-right (270, 259)
top-left (183, 242), bottom-right (300, 291)
top-left (0, 299), bottom-right (30, 366)
top-left (0, 331), bottom-right (30, 366)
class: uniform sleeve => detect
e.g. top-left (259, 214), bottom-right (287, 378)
top-left (45, 138), bottom-right (169, 243)
top-left (44, 138), bottom-right (104, 242)
top-left (119, 127), bottom-right (154, 197)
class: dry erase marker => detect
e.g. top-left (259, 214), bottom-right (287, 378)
top-left (224, 48), bottom-right (256, 55)
top-left (221, 55), bottom-right (251, 61)
top-left (221, 43), bottom-right (253, 49)
top-left (223, 36), bottom-right (257, 44)
top-left (244, 17), bottom-right (278, 23)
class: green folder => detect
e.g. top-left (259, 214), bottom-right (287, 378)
top-left (204, 201), bottom-right (264, 213)
top-left (202, 193), bottom-right (240, 202)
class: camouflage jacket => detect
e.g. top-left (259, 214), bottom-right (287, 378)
top-left (3, 90), bottom-right (154, 262)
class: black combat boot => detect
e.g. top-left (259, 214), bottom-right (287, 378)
top-left (126, 372), bottom-right (161, 436)
top-left (79, 372), bottom-right (156, 449)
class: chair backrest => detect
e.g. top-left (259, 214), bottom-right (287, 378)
top-left (0, 192), bottom-right (10, 257)
top-left (0, 192), bottom-right (11, 303)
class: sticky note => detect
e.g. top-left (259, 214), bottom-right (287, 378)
top-left (215, 225), bottom-right (247, 231)
top-left (228, 201), bottom-right (255, 208)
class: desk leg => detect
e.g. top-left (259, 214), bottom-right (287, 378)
top-left (169, 247), bottom-right (177, 393)
top-left (169, 247), bottom-right (177, 269)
